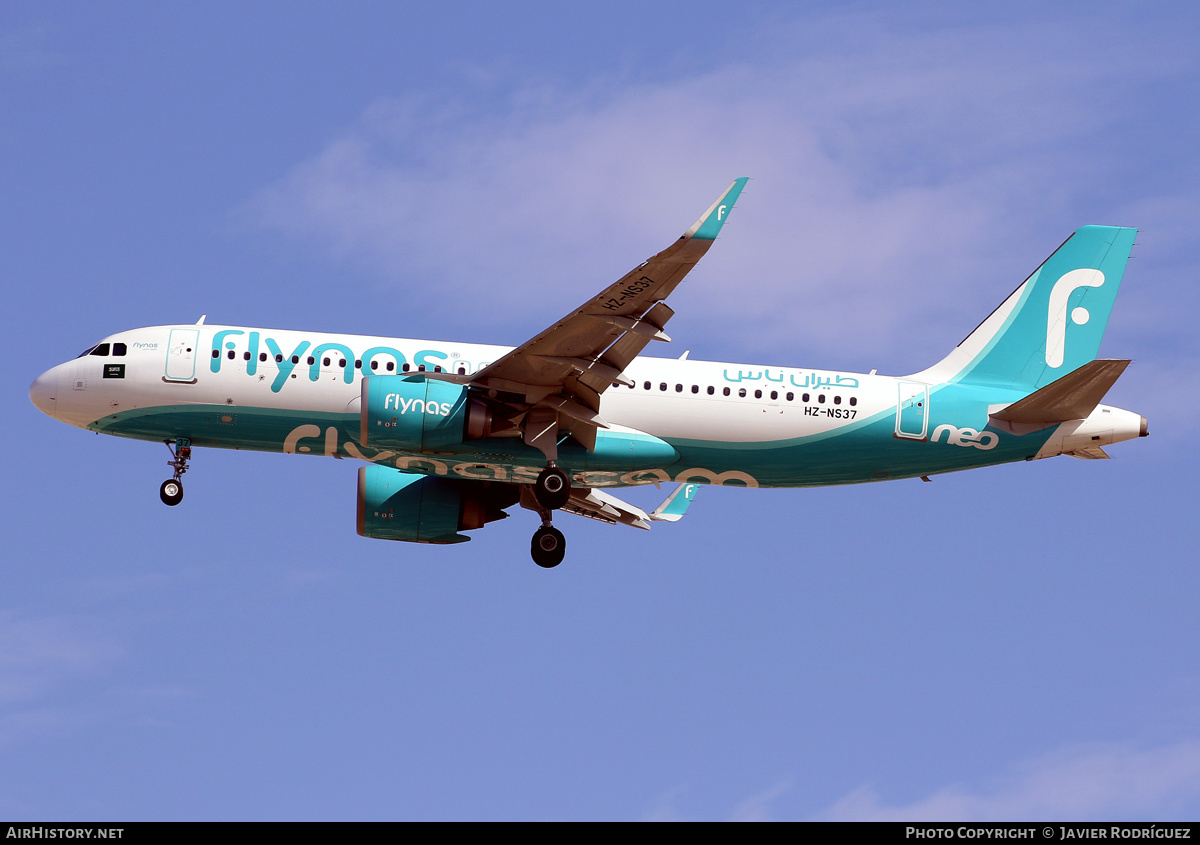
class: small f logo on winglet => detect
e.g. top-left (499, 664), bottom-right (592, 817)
top-left (1046, 268), bottom-right (1105, 368)
top-left (717, 204), bottom-right (727, 221)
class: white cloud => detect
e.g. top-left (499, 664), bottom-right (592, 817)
top-left (730, 778), bottom-right (793, 822)
top-left (248, 10), bottom-right (1194, 368)
top-left (0, 611), bottom-right (122, 749)
top-left (0, 610), bottom-right (121, 706)
top-left (640, 780), bottom-right (793, 822)
top-left (640, 786), bottom-right (691, 822)
top-left (817, 740), bottom-right (1200, 821)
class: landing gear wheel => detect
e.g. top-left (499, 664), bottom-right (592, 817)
top-left (159, 479), bottom-right (184, 507)
top-left (531, 526), bottom-right (566, 568)
top-left (534, 465), bottom-right (571, 510)
top-left (161, 439), bottom-right (191, 507)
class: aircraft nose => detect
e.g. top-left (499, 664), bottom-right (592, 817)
top-left (29, 369), bottom-right (58, 419)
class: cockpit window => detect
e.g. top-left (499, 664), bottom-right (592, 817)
top-left (76, 345), bottom-right (97, 358)
top-left (112, 343), bottom-right (127, 356)
top-left (88, 343), bottom-right (111, 357)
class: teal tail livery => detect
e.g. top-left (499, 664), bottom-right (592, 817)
top-left (915, 225), bottom-right (1138, 389)
top-left (29, 178), bottom-right (1148, 568)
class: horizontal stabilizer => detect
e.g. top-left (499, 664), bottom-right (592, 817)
top-left (991, 359), bottom-right (1130, 424)
top-left (1067, 445), bottom-right (1111, 460)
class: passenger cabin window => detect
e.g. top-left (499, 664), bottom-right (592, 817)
top-left (227, 350), bottom-right (236, 359)
top-left (243, 351), bottom-right (251, 361)
top-left (402, 364), bottom-right (411, 372)
top-left (659, 383), bottom-right (667, 391)
top-left (723, 387), bottom-right (730, 396)
top-left (707, 386), bottom-right (714, 395)
top-left (675, 384), bottom-right (682, 392)
top-left (260, 353), bottom-right (267, 362)
top-left (738, 388), bottom-right (747, 398)
top-left (276, 354), bottom-right (284, 363)
top-left (754, 389), bottom-right (762, 399)
top-left (786, 392), bottom-right (794, 401)
top-left (691, 385), bottom-right (699, 394)
top-left (833, 395), bottom-right (841, 405)
top-left (850, 397), bottom-right (858, 406)
top-left (387, 362), bottom-right (395, 372)
top-left (818, 394), bottom-right (826, 404)
top-left (370, 360), bottom-right (378, 371)
top-left (112, 343), bottom-right (127, 356)
top-left (770, 390), bottom-right (778, 400)
top-left (307, 356), bottom-right (315, 365)
top-left (644, 381), bottom-right (651, 390)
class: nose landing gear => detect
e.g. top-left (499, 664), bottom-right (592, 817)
top-left (160, 439), bottom-right (191, 506)
top-left (159, 479), bottom-right (183, 506)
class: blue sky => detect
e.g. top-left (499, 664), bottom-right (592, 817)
top-left (4, 1), bottom-right (1200, 820)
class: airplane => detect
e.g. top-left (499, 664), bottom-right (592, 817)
top-left (28, 178), bottom-right (1147, 567)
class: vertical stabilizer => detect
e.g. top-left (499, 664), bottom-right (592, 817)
top-left (914, 226), bottom-right (1137, 389)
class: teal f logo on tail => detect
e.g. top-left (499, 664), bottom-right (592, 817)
top-left (923, 226), bottom-right (1138, 389)
top-left (1045, 267), bottom-right (1106, 369)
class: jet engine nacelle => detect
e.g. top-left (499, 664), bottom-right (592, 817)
top-left (357, 465), bottom-right (517, 544)
top-left (361, 374), bottom-right (477, 453)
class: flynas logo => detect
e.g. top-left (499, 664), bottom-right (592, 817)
top-left (384, 394), bottom-right (453, 417)
top-left (208, 329), bottom-right (468, 394)
top-left (1046, 268), bottom-right (1104, 368)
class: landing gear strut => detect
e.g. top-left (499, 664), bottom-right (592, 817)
top-left (160, 439), bottom-right (191, 506)
top-left (528, 463), bottom-right (571, 567)
top-left (522, 409), bottom-right (571, 566)
top-left (534, 463), bottom-right (571, 510)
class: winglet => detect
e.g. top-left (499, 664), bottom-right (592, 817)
top-left (649, 482), bottom-right (699, 522)
top-left (685, 177), bottom-right (748, 241)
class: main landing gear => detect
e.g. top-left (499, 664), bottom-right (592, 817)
top-left (531, 524), bottom-right (566, 569)
top-left (160, 439), bottom-right (191, 507)
top-left (534, 463), bottom-right (571, 510)
top-left (529, 463), bottom-right (571, 568)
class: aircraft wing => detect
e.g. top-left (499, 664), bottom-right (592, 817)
top-left (521, 482), bottom-right (699, 530)
top-left (468, 178), bottom-right (748, 451)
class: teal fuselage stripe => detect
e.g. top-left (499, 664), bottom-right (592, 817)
top-left (86, 375), bottom-right (1056, 488)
